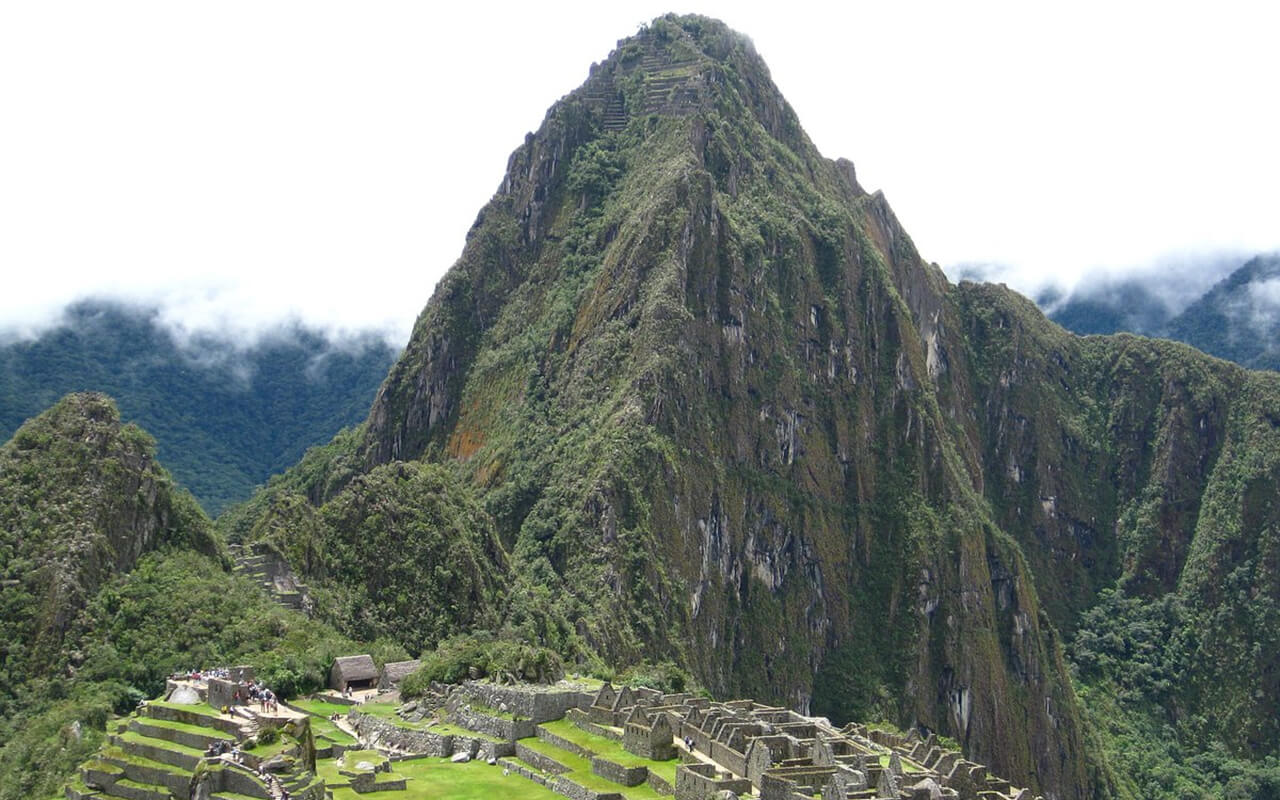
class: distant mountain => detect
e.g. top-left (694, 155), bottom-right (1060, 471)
top-left (1040, 278), bottom-right (1172, 336)
top-left (0, 301), bottom-right (398, 514)
top-left (1043, 254), bottom-right (1280, 370)
top-left (1164, 254), bottom-right (1280, 370)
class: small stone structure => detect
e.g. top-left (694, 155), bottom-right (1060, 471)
top-left (330, 655), bottom-right (378, 692)
top-left (622, 705), bottom-right (676, 760)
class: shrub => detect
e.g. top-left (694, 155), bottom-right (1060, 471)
top-left (400, 634), bottom-right (563, 697)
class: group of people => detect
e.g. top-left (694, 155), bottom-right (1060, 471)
top-left (174, 666), bottom-right (236, 682)
top-left (204, 739), bottom-right (242, 763)
top-left (236, 681), bottom-right (279, 712)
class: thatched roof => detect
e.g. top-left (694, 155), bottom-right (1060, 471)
top-left (379, 660), bottom-right (421, 687)
top-left (330, 654), bottom-right (378, 685)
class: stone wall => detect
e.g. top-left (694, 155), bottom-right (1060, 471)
top-left (458, 682), bottom-right (592, 723)
top-left (590, 756), bottom-right (648, 787)
top-left (567, 709), bottom-right (622, 742)
top-left (674, 763), bottom-right (752, 800)
top-left (536, 725), bottom-right (594, 759)
top-left (516, 742), bottom-right (571, 775)
top-left (349, 710), bottom-right (512, 761)
top-left (499, 757), bottom-right (552, 787)
top-left (350, 712), bottom-right (453, 757)
top-left (144, 704), bottom-right (242, 737)
top-left (549, 775), bottom-right (625, 800)
top-left (449, 705), bottom-right (536, 740)
top-left (709, 740), bottom-right (747, 779)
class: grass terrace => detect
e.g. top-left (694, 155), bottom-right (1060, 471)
top-left (353, 702), bottom-right (505, 742)
top-left (290, 698), bottom-right (354, 718)
top-left (324, 758), bottom-right (561, 800)
top-left (520, 721), bottom-right (673, 800)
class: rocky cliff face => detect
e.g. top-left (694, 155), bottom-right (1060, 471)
top-left (250, 15), bottom-right (1280, 800)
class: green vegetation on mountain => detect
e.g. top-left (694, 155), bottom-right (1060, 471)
top-left (0, 301), bottom-right (398, 514)
top-left (220, 16), bottom-right (1280, 799)
top-left (0, 394), bottom-right (362, 800)
top-left (1165, 254), bottom-right (1280, 371)
top-left (6, 15), bottom-right (1279, 800)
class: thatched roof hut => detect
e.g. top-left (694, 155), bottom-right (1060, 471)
top-left (330, 654), bottom-right (378, 691)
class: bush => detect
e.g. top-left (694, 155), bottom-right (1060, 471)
top-left (401, 633), bottom-right (563, 697)
top-left (614, 661), bottom-right (692, 693)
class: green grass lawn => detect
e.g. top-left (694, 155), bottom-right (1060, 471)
top-left (116, 729), bottom-right (207, 759)
top-left (518, 733), bottom-right (668, 800)
top-left (538, 719), bottom-right (676, 772)
top-left (877, 753), bottom-right (922, 773)
top-left (133, 715), bottom-right (235, 740)
top-left (355, 702), bottom-right (431, 729)
top-left (148, 699), bottom-right (222, 716)
top-left (311, 716), bottom-right (357, 745)
top-left (290, 698), bottom-right (354, 718)
top-left (351, 703), bottom-right (504, 743)
top-left (323, 758), bottom-right (561, 800)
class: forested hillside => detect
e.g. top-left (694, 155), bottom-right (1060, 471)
top-left (1044, 253), bottom-right (1280, 372)
top-left (0, 394), bottom-right (372, 800)
top-left (0, 300), bottom-right (397, 513)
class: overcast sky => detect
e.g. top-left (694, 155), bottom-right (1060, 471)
top-left (3, 1), bottom-right (1278, 346)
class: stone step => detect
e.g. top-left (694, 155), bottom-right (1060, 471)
top-left (143, 702), bottom-right (247, 737)
top-left (80, 759), bottom-right (125, 791)
top-left (66, 773), bottom-right (107, 800)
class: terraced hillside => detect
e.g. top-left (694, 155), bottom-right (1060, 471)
top-left (68, 697), bottom-right (322, 800)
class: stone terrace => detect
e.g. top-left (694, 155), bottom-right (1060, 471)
top-left (68, 692), bottom-right (322, 800)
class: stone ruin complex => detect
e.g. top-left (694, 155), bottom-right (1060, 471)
top-left (369, 679), bottom-right (1045, 800)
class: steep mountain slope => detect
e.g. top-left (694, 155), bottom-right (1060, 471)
top-left (0, 300), bottom-right (398, 513)
top-left (0, 393), bottom-right (365, 800)
top-left (233, 15), bottom-right (1280, 800)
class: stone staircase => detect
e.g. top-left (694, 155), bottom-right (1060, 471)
top-left (230, 545), bottom-right (310, 614)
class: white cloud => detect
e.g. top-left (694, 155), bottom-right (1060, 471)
top-left (2, 1), bottom-right (1279, 343)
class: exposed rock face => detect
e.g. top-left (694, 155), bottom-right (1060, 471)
top-left (270, 14), bottom-right (1280, 799)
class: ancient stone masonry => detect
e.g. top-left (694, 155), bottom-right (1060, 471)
top-left (510, 682), bottom-right (1041, 800)
top-left (230, 543), bottom-right (311, 615)
top-left (576, 24), bottom-right (714, 136)
top-left (70, 696), bottom-right (324, 800)
top-left (330, 654), bottom-right (378, 692)
top-left (377, 660), bottom-right (421, 690)
top-left (369, 681), bottom-right (1044, 799)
